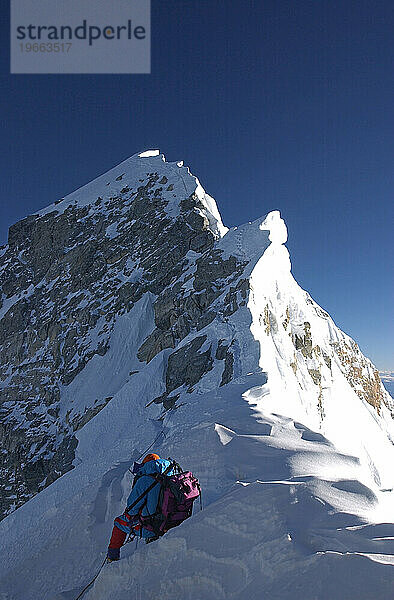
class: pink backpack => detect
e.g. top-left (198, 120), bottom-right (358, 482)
top-left (138, 461), bottom-right (202, 539)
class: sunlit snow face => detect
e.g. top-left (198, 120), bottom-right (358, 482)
top-left (259, 210), bottom-right (288, 245)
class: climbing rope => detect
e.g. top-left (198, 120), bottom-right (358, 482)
top-left (72, 430), bottom-right (166, 599)
top-left (128, 429), bottom-right (166, 473)
top-left (73, 532), bottom-right (139, 599)
top-left (74, 556), bottom-right (107, 600)
top-left (124, 531), bottom-right (136, 545)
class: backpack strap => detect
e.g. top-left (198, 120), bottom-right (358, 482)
top-left (125, 461), bottom-right (175, 515)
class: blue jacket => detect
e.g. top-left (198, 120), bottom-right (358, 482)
top-left (127, 458), bottom-right (174, 525)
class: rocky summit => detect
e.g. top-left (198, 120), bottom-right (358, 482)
top-left (0, 150), bottom-right (392, 524)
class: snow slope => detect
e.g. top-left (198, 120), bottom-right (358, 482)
top-left (0, 152), bottom-right (393, 599)
top-left (1, 376), bottom-right (393, 600)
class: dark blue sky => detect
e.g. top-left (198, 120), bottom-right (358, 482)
top-left (1, 1), bottom-right (393, 368)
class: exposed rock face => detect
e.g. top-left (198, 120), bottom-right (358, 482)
top-left (0, 150), bottom-right (391, 522)
top-left (0, 153), bottom-right (235, 518)
top-left (332, 339), bottom-right (386, 413)
top-left (252, 283), bottom-right (393, 424)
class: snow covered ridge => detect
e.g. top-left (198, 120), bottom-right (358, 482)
top-left (37, 149), bottom-right (228, 238)
top-left (0, 151), bottom-right (393, 599)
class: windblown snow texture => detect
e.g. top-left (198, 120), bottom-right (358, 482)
top-left (0, 151), bottom-right (393, 599)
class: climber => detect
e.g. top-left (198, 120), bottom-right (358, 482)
top-left (107, 453), bottom-right (174, 561)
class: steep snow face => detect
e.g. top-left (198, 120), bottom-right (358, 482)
top-left (0, 152), bottom-right (393, 600)
top-left (0, 379), bottom-right (393, 600)
top-left (244, 213), bottom-right (394, 504)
